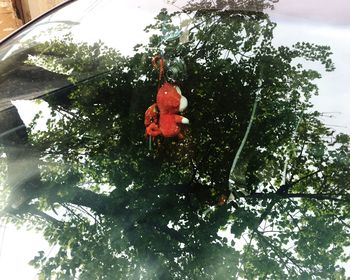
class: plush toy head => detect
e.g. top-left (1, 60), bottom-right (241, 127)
top-left (156, 83), bottom-right (188, 114)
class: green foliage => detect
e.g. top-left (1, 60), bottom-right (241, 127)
top-left (1, 7), bottom-right (349, 280)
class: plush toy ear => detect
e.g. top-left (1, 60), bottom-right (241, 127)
top-left (175, 86), bottom-right (182, 95)
top-left (179, 95), bottom-right (188, 112)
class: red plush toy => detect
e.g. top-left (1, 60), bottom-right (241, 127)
top-left (145, 82), bottom-right (189, 139)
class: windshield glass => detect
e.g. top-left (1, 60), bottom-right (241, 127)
top-left (0, 0), bottom-right (349, 279)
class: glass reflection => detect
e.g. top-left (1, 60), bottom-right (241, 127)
top-left (0, 0), bottom-right (349, 279)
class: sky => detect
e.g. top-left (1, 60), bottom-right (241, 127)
top-left (0, 223), bottom-right (51, 280)
top-left (271, 0), bottom-right (350, 25)
top-left (269, 7), bottom-right (350, 134)
top-left (1, 0), bottom-right (350, 279)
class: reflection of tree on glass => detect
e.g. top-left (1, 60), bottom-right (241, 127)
top-left (183, 0), bottom-right (278, 11)
top-left (0, 3), bottom-right (349, 280)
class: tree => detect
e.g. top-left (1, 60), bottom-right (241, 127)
top-left (183, 0), bottom-right (278, 12)
top-left (0, 5), bottom-right (349, 280)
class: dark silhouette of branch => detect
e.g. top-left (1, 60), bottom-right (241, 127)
top-left (254, 229), bottom-right (306, 274)
top-left (1, 204), bottom-right (62, 225)
top-left (246, 192), bottom-right (350, 203)
top-left (53, 187), bottom-right (122, 217)
top-left (291, 169), bottom-right (323, 186)
top-left (26, 205), bottom-right (63, 225)
top-left (276, 169), bottom-right (323, 195)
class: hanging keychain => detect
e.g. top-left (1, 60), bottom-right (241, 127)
top-left (144, 55), bottom-right (189, 149)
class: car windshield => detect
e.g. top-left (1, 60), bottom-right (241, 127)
top-left (0, 0), bottom-right (349, 279)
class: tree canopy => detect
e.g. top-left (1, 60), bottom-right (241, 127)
top-left (0, 4), bottom-right (349, 280)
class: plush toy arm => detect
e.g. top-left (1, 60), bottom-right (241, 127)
top-left (174, 115), bottom-right (189, 124)
top-left (146, 123), bottom-right (162, 137)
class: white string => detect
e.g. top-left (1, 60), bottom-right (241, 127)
top-left (229, 89), bottom-right (261, 194)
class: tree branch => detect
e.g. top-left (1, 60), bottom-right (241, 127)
top-left (1, 204), bottom-right (62, 225)
top-left (26, 205), bottom-right (63, 225)
top-left (246, 192), bottom-right (350, 203)
top-left (254, 229), bottom-right (306, 274)
top-left (53, 187), bottom-right (123, 217)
